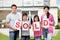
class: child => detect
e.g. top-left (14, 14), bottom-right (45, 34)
top-left (21, 13), bottom-right (30, 40)
top-left (32, 15), bottom-right (42, 40)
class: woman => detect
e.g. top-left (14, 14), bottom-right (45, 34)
top-left (41, 6), bottom-right (55, 40)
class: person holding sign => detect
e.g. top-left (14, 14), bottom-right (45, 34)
top-left (41, 6), bottom-right (55, 40)
top-left (32, 15), bottom-right (42, 40)
top-left (5, 4), bottom-right (22, 40)
top-left (21, 13), bottom-right (31, 40)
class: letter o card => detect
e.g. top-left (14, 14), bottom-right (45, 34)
top-left (22, 21), bottom-right (29, 30)
top-left (42, 19), bottom-right (49, 28)
top-left (33, 22), bottom-right (40, 31)
top-left (14, 20), bottom-right (21, 30)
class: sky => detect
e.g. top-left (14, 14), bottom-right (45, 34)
top-left (57, 0), bottom-right (60, 9)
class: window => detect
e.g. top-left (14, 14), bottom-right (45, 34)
top-left (31, 11), bottom-right (38, 20)
top-left (44, 0), bottom-right (50, 6)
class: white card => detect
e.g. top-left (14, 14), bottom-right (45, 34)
top-left (42, 19), bottom-right (49, 28)
top-left (22, 21), bottom-right (29, 30)
top-left (14, 20), bottom-right (21, 30)
top-left (33, 22), bottom-right (40, 31)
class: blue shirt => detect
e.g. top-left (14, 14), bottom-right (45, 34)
top-left (6, 12), bottom-right (22, 31)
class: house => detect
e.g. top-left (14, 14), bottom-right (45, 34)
top-left (0, 0), bottom-right (58, 28)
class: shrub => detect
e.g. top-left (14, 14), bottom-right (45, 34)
top-left (55, 24), bottom-right (60, 29)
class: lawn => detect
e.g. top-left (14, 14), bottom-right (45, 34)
top-left (52, 31), bottom-right (60, 40)
top-left (0, 31), bottom-right (60, 40)
top-left (0, 33), bottom-right (9, 40)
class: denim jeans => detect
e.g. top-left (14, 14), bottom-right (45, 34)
top-left (9, 30), bottom-right (19, 40)
top-left (34, 36), bottom-right (41, 40)
top-left (21, 36), bottom-right (30, 40)
top-left (43, 28), bottom-right (48, 40)
top-left (47, 33), bottom-right (52, 40)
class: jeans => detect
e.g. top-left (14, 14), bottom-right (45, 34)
top-left (34, 36), bottom-right (41, 40)
top-left (9, 30), bottom-right (19, 40)
top-left (21, 36), bottom-right (30, 40)
top-left (43, 28), bottom-right (48, 40)
top-left (47, 33), bottom-right (52, 40)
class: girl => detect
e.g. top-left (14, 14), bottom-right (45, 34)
top-left (21, 13), bottom-right (31, 40)
top-left (41, 6), bottom-right (55, 40)
top-left (32, 15), bottom-right (42, 40)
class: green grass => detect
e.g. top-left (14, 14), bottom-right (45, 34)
top-left (52, 31), bottom-right (60, 40)
top-left (0, 31), bottom-right (60, 40)
top-left (0, 33), bottom-right (9, 40)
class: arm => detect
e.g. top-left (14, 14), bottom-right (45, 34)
top-left (41, 15), bottom-right (43, 28)
top-left (32, 23), bottom-right (34, 31)
top-left (49, 15), bottom-right (55, 26)
top-left (40, 22), bottom-right (42, 30)
top-left (5, 15), bottom-right (17, 31)
top-left (5, 22), bottom-right (17, 31)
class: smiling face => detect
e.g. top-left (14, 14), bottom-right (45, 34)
top-left (22, 13), bottom-right (28, 21)
top-left (11, 4), bottom-right (17, 14)
top-left (11, 6), bottom-right (17, 14)
top-left (43, 6), bottom-right (50, 14)
top-left (34, 17), bottom-right (39, 22)
top-left (44, 8), bottom-right (49, 14)
top-left (34, 15), bottom-right (39, 22)
top-left (23, 15), bottom-right (27, 21)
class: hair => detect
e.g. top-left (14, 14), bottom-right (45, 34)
top-left (34, 15), bottom-right (40, 22)
top-left (31, 18), bottom-right (33, 24)
top-left (44, 6), bottom-right (50, 10)
top-left (22, 13), bottom-right (27, 20)
top-left (44, 6), bottom-right (50, 18)
top-left (22, 13), bottom-right (33, 24)
top-left (11, 4), bottom-right (17, 8)
top-left (22, 13), bottom-right (27, 16)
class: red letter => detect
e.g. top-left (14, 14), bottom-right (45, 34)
top-left (15, 22), bottom-right (20, 28)
top-left (35, 24), bottom-right (39, 29)
top-left (22, 23), bottom-right (28, 29)
top-left (44, 20), bottom-right (48, 26)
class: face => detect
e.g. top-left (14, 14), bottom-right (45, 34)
top-left (11, 6), bottom-right (17, 13)
top-left (44, 8), bottom-right (49, 14)
top-left (34, 17), bottom-right (38, 22)
top-left (23, 16), bottom-right (27, 21)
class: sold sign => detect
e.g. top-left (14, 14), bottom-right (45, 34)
top-left (22, 21), bottom-right (29, 30)
top-left (42, 19), bottom-right (49, 28)
top-left (14, 20), bottom-right (21, 30)
top-left (33, 22), bottom-right (40, 31)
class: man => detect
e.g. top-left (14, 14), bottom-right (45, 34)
top-left (5, 4), bottom-right (22, 40)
